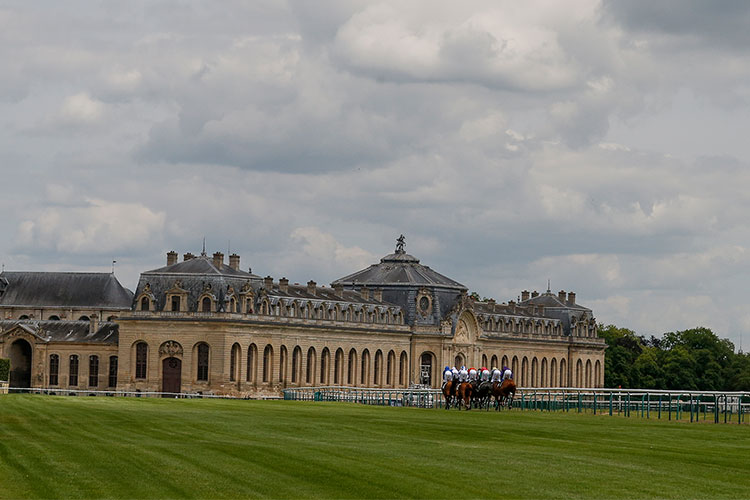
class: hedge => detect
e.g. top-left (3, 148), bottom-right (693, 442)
top-left (0, 358), bottom-right (9, 382)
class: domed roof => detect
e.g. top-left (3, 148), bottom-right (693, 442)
top-left (332, 236), bottom-right (466, 290)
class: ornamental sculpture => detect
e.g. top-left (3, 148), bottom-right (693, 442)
top-left (395, 234), bottom-right (406, 254)
top-left (159, 340), bottom-right (183, 357)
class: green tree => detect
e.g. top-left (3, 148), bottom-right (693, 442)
top-left (633, 347), bottom-right (663, 389)
top-left (598, 324), bottom-right (643, 388)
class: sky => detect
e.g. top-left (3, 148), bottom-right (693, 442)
top-left (2, 1), bottom-right (750, 349)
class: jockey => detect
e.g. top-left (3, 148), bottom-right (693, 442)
top-left (491, 367), bottom-right (502, 384)
top-left (501, 366), bottom-right (513, 383)
top-left (451, 366), bottom-right (459, 395)
top-left (442, 366), bottom-right (453, 387)
top-left (481, 367), bottom-right (491, 382)
top-left (459, 366), bottom-right (469, 383)
top-left (468, 367), bottom-right (478, 381)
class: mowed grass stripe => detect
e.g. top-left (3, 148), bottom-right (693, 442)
top-left (1, 395), bottom-right (749, 499)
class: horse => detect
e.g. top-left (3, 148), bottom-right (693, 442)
top-left (472, 381), bottom-right (492, 410)
top-left (492, 379), bottom-right (516, 410)
top-left (457, 381), bottom-right (473, 410)
top-left (442, 380), bottom-right (457, 409)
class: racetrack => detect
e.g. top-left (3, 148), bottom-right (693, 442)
top-left (1, 395), bottom-right (748, 499)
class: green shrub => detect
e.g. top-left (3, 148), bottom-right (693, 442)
top-left (0, 358), bottom-right (9, 382)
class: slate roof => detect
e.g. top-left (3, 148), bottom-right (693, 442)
top-left (144, 256), bottom-right (260, 278)
top-left (332, 251), bottom-right (467, 290)
top-left (0, 320), bottom-right (118, 344)
top-left (264, 284), bottom-right (401, 309)
top-left (520, 291), bottom-right (591, 312)
top-left (135, 254), bottom-right (261, 312)
top-left (0, 272), bottom-right (133, 309)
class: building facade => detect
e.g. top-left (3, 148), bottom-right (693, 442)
top-left (0, 239), bottom-right (606, 394)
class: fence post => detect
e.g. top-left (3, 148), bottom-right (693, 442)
top-left (609, 392), bottom-right (613, 416)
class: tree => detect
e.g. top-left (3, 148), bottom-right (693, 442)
top-left (598, 324), bottom-right (643, 388)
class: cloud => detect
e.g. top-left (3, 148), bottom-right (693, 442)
top-left (15, 198), bottom-right (165, 256)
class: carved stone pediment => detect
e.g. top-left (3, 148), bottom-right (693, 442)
top-left (159, 340), bottom-right (184, 358)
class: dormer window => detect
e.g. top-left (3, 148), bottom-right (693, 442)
top-left (171, 296), bottom-right (180, 312)
top-left (141, 297), bottom-right (150, 311)
top-left (201, 297), bottom-right (212, 312)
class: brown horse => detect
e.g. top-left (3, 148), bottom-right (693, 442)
top-left (492, 379), bottom-right (516, 410)
top-left (442, 380), bottom-right (454, 409)
top-left (458, 381), bottom-right (473, 410)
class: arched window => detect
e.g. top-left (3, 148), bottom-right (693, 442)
top-left (419, 352), bottom-right (434, 386)
top-left (399, 351), bottom-right (407, 386)
top-left (108, 356), bottom-right (118, 387)
top-left (521, 357), bottom-right (529, 387)
top-left (361, 349), bottom-right (370, 385)
top-left (511, 356), bottom-right (519, 379)
top-left (171, 296), bottom-right (180, 312)
top-left (320, 348), bottom-right (330, 385)
top-left (531, 358), bottom-right (538, 387)
top-left (69, 355), bottom-right (79, 386)
top-left (347, 349), bottom-right (357, 385)
top-left (481, 354), bottom-right (488, 368)
top-left (78, 315), bottom-right (90, 322)
top-left (541, 358), bottom-right (548, 387)
top-left (247, 344), bottom-right (257, 383)
top-left (334, 349), bottom-right (343, 385)
top-left (576, 359), bottom-right (583, 388)
top-left (197, 343), bottom-right (209, 381)
top-left (585, 359), bottom-right (592, 387)
top-left (595, 360), bottom-right (602, 388)
top-left (202, 297), bottom-right (211, 312)
top-left (48, 315), bottom-right (60, 321)
top-left (263, 345), bottom-right (273, 383)
top-left (550, 358), bottom-right (558, 387)
top-left (230, 298), bottom-right (237, 313)
top-left (454, 354), bottom-right (464, 368)
top-left (306, 347), bottom-right (316, 384)
top-left (230, 343), bottom-right (240, 382)
top-left (560, 358), bottom-right (567, 387)
top-left (279, 346), bottom-right (288, 384)
top-left (387, 350), bottom-right (395, 387)
top-left (89, 355), bottom-right (99, 387)
top-left (140, 297), bottom-right (150, 311)
top-left (491, 355), bottom-right (498, 369)
top-left (374, 350), bottom-right (383, 386)
top-left (135, 342), bottom-right (147, 379)
top-left (19, 315), bottom-right (29, 320)
top-left (501, 355), bottom-right (509, 370)
top-left (49, 354), bottom-right (59, 386)
top-left (292, 346), bottom-right (301, 384)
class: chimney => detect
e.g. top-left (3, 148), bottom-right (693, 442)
top-left (183, 252), bottom-right (195, 261)
top-left (488, 298), bottom-right (496, 312)
top-left (531, 290), bottom-right (539, 298)
top-left (167, 251), bottom-right (178, 266)
top-left (279, 277), bottom-right (289, 293)
top-left (521, 290), bottom-right (530, 302)
top-left (558, 290), bottom-right (566, 301)
top-left (508, 300), bottom-right (516, 313)
top-left (568, 291), bottom-right (576, 304)
top-left (264, 276), bottom-right (273, 291)
top-left (307, 280), bottom-right (317, 296)
top-left (213, 252), bottom-right (224, 269)
top-left (229, 253), bottom-right (240, 271)
top-left (373, 288), bottom-right (383, 302)
top-left (89, 313), bottom-right (99, 334)
top-left (333, 283), bottom-right (344, 298)
top-left (360, 286), bottom-right (370, 300)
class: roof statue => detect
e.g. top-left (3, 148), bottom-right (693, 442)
top-left (395, 234), bottom-right (406, 254)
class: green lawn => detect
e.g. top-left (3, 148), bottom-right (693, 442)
top-left (1, 395), bottom-right (749, 499)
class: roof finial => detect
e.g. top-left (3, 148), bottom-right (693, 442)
top-left (202, 237), bottom-right (207, 256)
top-left (395, 234), bottom-right (406, 254)
top-left (547, 279), bottom-right (551, 293)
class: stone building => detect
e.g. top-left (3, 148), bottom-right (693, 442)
top-left (0, 238), bottom-right (606, 394)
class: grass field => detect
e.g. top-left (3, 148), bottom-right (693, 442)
top-left (1, 395), bottom-right (749, 499)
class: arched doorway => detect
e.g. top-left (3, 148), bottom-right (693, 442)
top-left (162, 357), bottom-right (181, 396)
top-left (9, 339), bottom-right (32, 388)
top-left (419, 352), bottom-right (433, 387)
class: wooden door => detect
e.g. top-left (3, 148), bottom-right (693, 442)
top-left (162, 357), bottom-right (181, 396)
